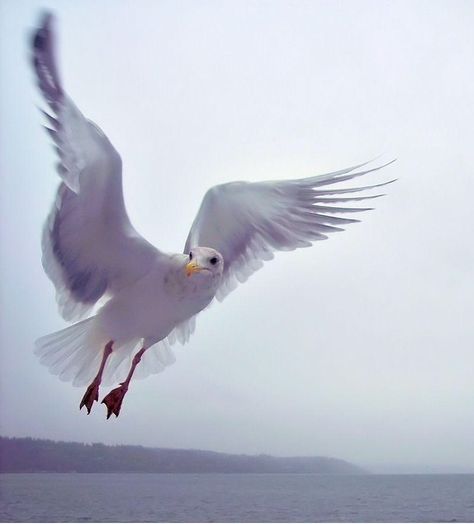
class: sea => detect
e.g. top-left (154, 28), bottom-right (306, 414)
top-left (0, 473), bottom-right (473, 522)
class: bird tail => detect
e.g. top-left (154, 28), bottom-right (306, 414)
top-left (34, 319), bottom-right (156, 387)
top-left (34, 318), bottom-right (105, 387)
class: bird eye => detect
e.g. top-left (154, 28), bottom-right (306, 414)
top-left (189, 251), bottom-right (193, 260)
top-left (209, 257), bottom-right (218, 265)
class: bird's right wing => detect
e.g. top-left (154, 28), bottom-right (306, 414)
top-left (32, 14), bottom-right (159, 321)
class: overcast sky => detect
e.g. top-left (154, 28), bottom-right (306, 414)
top-left (0, 0), bottom-right (473, 472)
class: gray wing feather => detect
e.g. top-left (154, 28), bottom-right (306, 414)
top-left (32, 14), bottom-right (159, 321)
top-left (185, 160), bottom-right (396, 301)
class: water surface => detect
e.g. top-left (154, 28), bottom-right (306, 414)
top-left (1, 473), bottom-right (473, 522)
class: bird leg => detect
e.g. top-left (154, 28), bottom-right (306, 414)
top-left (79, 340), bottom-right (114, 414)
top-left (101, 347), bottom-right (147, 419)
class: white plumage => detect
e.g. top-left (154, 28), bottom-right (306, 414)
top-left (31, 13), bottom-right (395, 417)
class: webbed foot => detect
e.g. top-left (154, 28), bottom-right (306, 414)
top-left (101, 384), bottom-right (128, 419)
top-left (79, 382), bottom-right (100, 414)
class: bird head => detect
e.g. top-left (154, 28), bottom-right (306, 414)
top-left (185, 247), bottom-right (224, 279)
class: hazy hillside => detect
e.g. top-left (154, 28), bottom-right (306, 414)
top-left (0, 437), bottom-right (367, 474)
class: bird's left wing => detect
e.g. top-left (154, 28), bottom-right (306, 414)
top-left (184, 161), bottom-right (396, 301)
top-left (32, 14), bottom-right (160, 321)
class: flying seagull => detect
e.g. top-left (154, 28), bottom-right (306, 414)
top-left (32, 13), bottom-right (395, 419)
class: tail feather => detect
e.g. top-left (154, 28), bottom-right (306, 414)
top-left (35, 319), bottom-right (178, 388)
top-left (35, 319), bottom-right (91, 359)
top-left (35, 318), bottom-right (143, 387)
top-left (35, 318), bottom-right (99, 386)
top-left (48, 333), bottom-right (85, 370)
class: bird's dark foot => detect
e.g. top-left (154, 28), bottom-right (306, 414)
top-left (79, 381), bottom-right (100, 414)
top-left (101, 384), bottom-right (128, 419)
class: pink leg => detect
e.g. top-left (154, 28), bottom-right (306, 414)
top-left (79, 341), bottom-right (113, 414)
top-left (101, 347), bottom-right (147, 419)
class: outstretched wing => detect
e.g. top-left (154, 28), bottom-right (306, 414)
top-left (32, 13), bottom-right (159, 321)
top-left (185, 160), bottom-right (396, 301)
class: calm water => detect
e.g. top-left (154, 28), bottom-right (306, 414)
top-left (0, 473), bottom-right (473, 522)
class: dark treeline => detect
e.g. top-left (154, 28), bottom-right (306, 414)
top-left (0, 437), bottom-right (367, 474)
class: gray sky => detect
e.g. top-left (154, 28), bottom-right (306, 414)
top-left (1, 0), bottom-right (473, 472)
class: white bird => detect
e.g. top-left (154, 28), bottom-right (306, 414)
top-left (32, 13), bottom-right (395, 418)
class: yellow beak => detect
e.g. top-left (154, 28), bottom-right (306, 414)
top-left (186, 260), bottom-right (202, 277)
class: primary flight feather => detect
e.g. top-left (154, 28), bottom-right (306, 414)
top-left (32, 13), bottom-right (395, 418)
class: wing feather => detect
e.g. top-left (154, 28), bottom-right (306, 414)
top-left (185, 161), bottom-right (396, 301)
top-left (32, 13), bottom-right (159, 321)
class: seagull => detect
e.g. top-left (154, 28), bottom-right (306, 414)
top-left (32, 13), bottom-right (395, 419)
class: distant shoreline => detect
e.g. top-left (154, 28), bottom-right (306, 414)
top-left (0, 436), bottom-right (367, 475)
